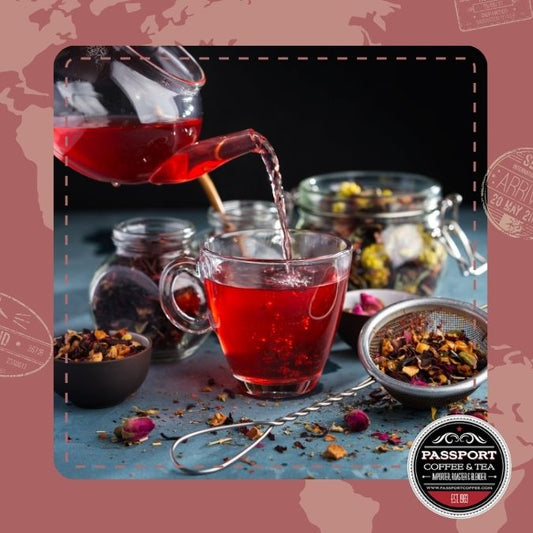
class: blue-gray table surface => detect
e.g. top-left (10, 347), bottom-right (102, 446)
top-left (54, 207), bottom-right (487, 480)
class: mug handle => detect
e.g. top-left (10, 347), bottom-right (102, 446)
top-left (159, 257), bottom-right (212, 335)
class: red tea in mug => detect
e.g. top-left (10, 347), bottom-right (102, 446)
top-left (204, 273), bottom-right (348, 391)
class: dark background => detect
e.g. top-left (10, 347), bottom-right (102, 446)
top-left (54, 45), bottom-right (487, 211)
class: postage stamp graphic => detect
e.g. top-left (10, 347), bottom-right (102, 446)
top-left (455, 0), bottom-right (532, 31)
top-left (0, 293), bottom-right (52, 377)
top-left (482, 147), bottom-right (533, 239)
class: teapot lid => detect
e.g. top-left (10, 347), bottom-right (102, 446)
top-left (125, 46), bottom-right (206, 88)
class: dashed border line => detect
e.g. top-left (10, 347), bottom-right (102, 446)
top-left (59, 49), bottom-right (481, 476)
top-left (61, 55), bottom-right (70, 454)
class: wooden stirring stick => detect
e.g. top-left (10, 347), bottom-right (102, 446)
top-left (198, 173), bottom-right (225, 214)
top-left (197, 173), bottom-right (238, 234)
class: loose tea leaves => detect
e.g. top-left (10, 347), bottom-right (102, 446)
top-left (54, 328), bottom-right (144, 362)
top-left (374, 328), bottom-right (487, 386)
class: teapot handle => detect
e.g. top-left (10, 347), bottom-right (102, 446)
top-left (438, 194), bottom-right (487, 277)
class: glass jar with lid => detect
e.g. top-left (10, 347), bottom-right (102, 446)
top-left (207, 199), bottom-right (287, 233)
top-left (192, 198), bottom-right (294, 252)
top-left (89, 217), bottom-right (210, 361)
top-left (295, 171), bottom-right (486, 296)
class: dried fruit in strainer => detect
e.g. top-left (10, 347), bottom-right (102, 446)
top-left (373, 328), bottom-right (487, 386)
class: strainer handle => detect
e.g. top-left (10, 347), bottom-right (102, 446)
top-left (170, 376), bottom-right (375, 475)
top-left (439, 194), bottom-right (487, 277)
top-left (269, 376), bottom-right (376, 426)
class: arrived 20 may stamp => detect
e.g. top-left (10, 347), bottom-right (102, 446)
top-left (482, 147), bottom-right (533, 239)
top-left (455, 0), bottom-right (532, 31)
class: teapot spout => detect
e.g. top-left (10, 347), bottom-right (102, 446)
top-left (149, 129), bottom-right (262, 184)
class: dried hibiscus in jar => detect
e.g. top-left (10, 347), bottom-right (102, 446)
top-left (89, 217), bottom-right (210, 361)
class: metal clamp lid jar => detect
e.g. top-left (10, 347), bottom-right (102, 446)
top-left (89, 217), bottom-right (210, 361)
top-left (295, 171), bottom-right (487, 295)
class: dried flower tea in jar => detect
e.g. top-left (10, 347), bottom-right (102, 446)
top-left (295, 172), bottom-right (473, 296)
top-left (89, 217), bottom-right (209, 361)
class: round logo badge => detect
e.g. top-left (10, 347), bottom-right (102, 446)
top-left (407, 415), bottom-right (511, 519)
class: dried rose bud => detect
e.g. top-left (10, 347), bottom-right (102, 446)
top-left (114, 416), bottom-right (155, 443)
top-left (351, 292), bottom-right (385, 316)
top-left (344, 409), bottom-right (370, 432)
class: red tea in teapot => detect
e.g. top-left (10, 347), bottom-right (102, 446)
top-left (54, 116), bottom-right (202, 185)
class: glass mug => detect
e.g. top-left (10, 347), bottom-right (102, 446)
top-left (159, 229), bottom-right (352, 398)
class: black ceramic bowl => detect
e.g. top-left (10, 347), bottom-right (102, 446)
top-left (338, 289), bottom-right (416, 349)
top-left (54, 331), bottom-right (152, 408)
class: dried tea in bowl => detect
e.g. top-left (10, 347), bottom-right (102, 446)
top-left (54, 328), bottom-right (145, 363)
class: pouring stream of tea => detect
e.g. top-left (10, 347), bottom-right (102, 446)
top-left (149, 128), bottom-right (292, 260)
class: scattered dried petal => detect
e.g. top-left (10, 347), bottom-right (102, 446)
top-left (133, 406), bottom-right (159, 416)
top-left (387, 433), bottom-right (402, 445)
top-left (304, 422), bottom-right (328, 437)
top-left (207, 437), bottom-right (232, 446)
top-left (208, 412), bottom-right (228, 427)
top-left (464, 409), bottom-right (488, 421)
top-left (323, 443), bottom-right (347, 460)
top-left (245, 426), bottom-right (263, 440)
top-left (371, 431), bottom-right (402, 445)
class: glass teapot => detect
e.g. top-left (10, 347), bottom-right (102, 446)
top-left (53, 45), bottom-right (261, 185)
